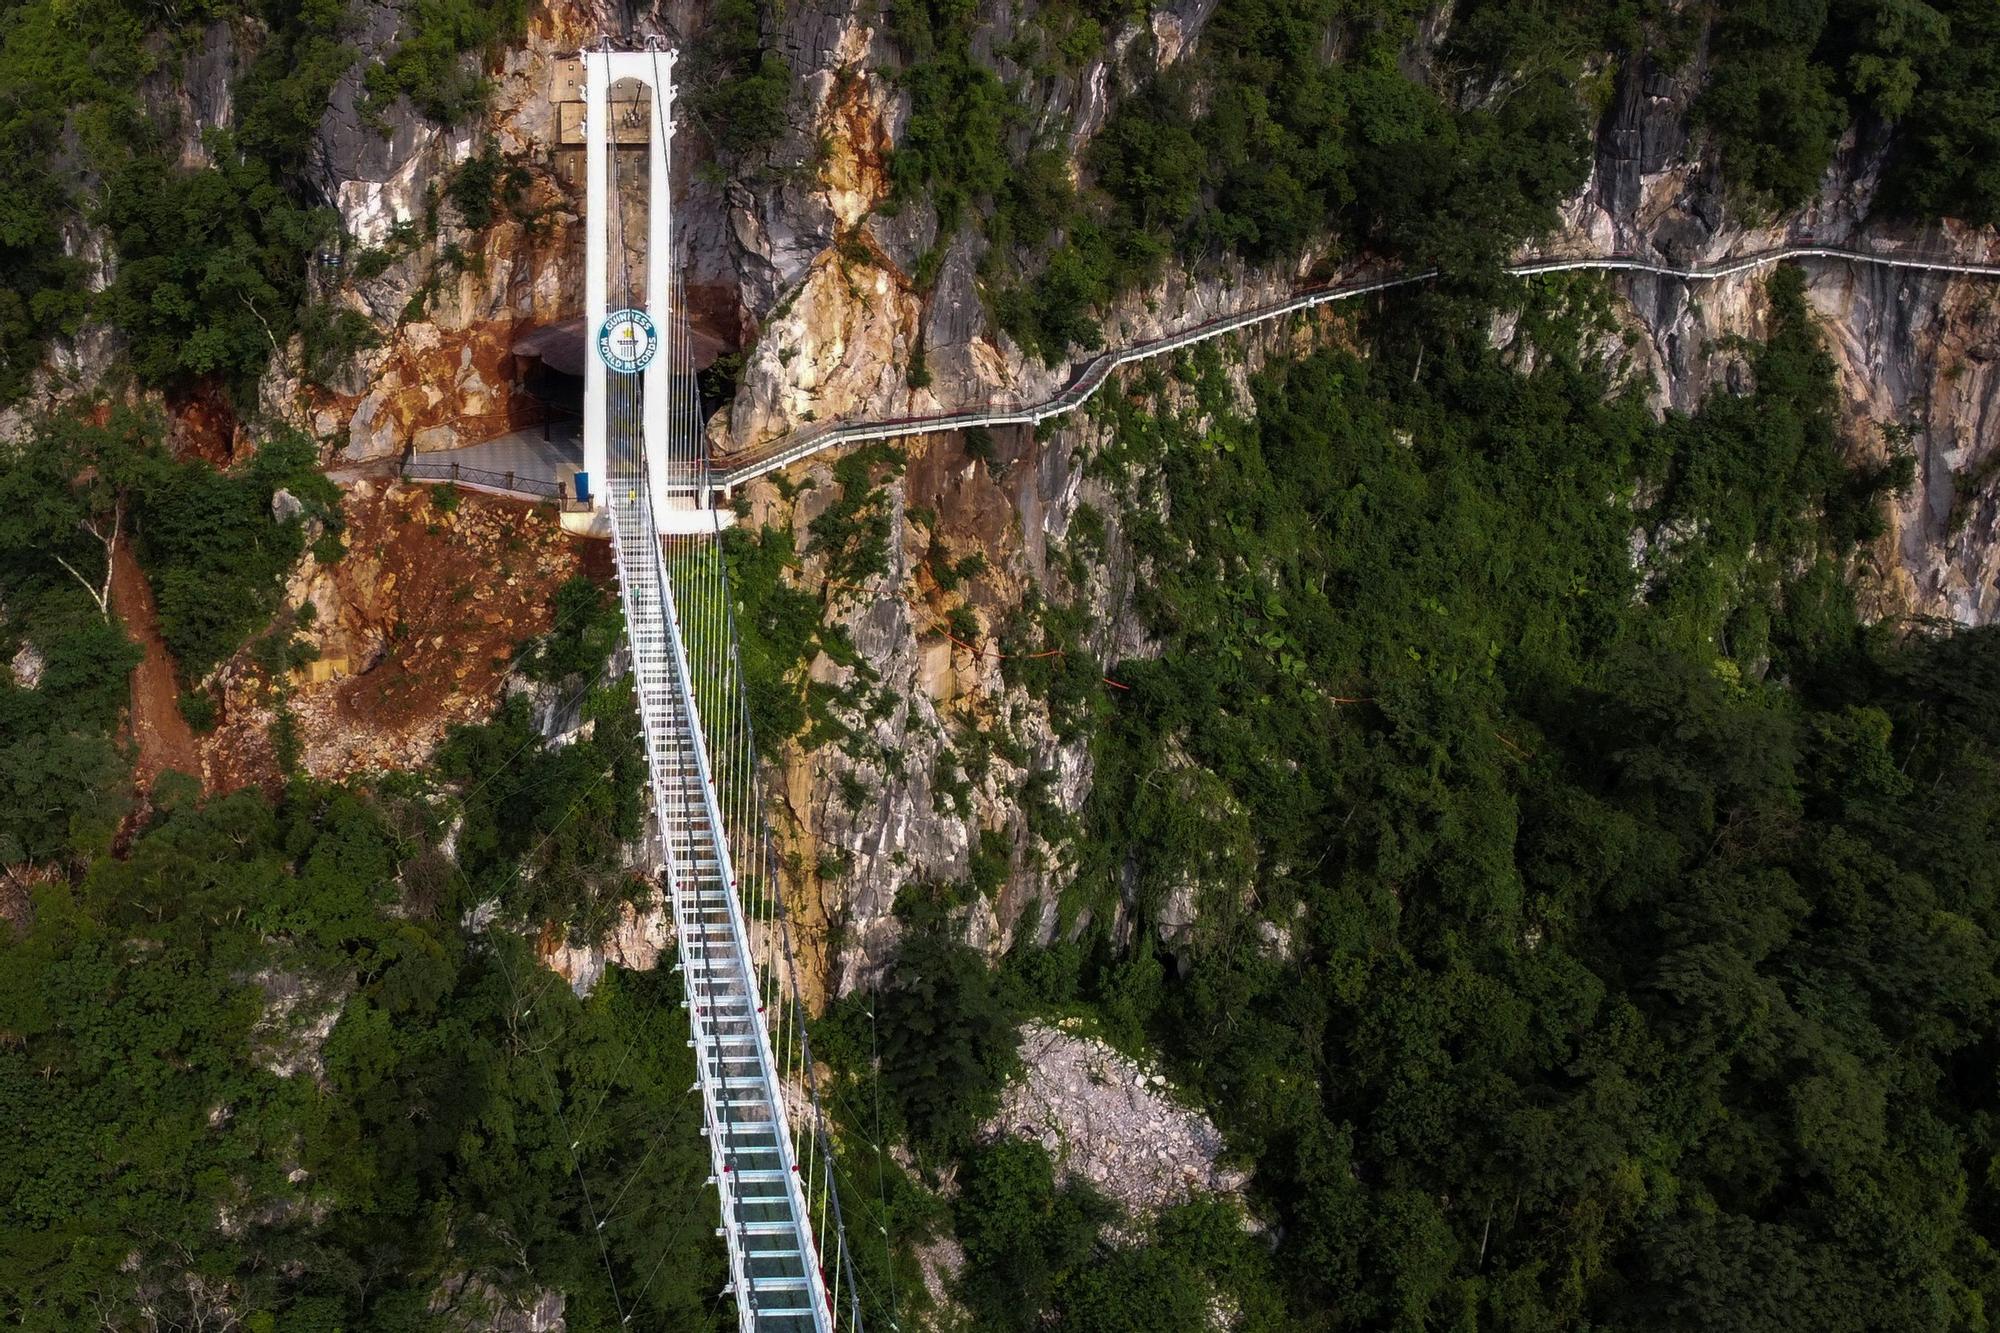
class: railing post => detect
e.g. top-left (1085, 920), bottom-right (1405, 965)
top-left (451, 462), bottom-right (460, 481)
top-left (505, 469), bottom-right (516, 491)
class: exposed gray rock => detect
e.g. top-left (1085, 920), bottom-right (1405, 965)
top-left (8, 643), bottom-right (45, 690)
top-left (987, 1021), bottom-right (1246, 1212)
top-left (247, 967), bottom-right (351, 1081)
top-left (310, 0), bottom-right (442, 242)
top-left (427, 1274), bottom-right (567, 1332)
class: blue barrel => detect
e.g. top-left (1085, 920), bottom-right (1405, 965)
top-left (573, 471), bottom-right (591, 504)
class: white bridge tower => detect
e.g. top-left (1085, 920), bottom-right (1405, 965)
top-left (577, 45), bottom-right (854, 1332)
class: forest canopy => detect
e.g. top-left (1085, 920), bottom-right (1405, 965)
top-left (880, 267), bottom-right (2000, 1328)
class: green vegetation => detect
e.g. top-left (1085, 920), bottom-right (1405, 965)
top-left (722, 520), bottom-right (872, 753)
top-left (890, 0), bottom-right (1633, 362)
top-left (1690, 0), bottom-right (2000, 212)
top-left (0, 0), bottom-right (353, 407)
top-left (0, 560), bottom-right (726, 1327)
top-left (362, 0), bottom-right (530, 124)
top-left (807, 443), bottom-right (909, 588)
top-left (513, 574), bottom-right (624, 683)
top-left (0, 784), bottom-right (724, 1329)
top-left (687, 0), bottom-right (795, 157)
top-left (0, 405), bottom-right (332, 864)
top-left (444, 142), bottom-right (532, 230)
top-left (0, 0), bottom-right (537, 411)
top-left (953, 1139), bottom-right (1285, 1332)
top-left (97, 138), bottom-right (333, 400)
top-left (138, 426), bottom-right (340, 682)
top-left (872, 930), bottom-right (1018, 1160)
top-left (883, 268), bottom-right (1998, 1326)
top-left (874, 0), bottom-right (2000, 365)
top-left (1884, 2), bottom-right (2000, 222)
top-left (434, 676), bottom-right (647, 935)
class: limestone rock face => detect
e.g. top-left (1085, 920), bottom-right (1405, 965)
top-left (1554, 49), bottom-right (2000, 625)
top-left (540, 894), bottom-right (674, 996)
top-left (247, 967), bottom-right (351, 1082)
top-left (8, 643), bottom-right (45, 691)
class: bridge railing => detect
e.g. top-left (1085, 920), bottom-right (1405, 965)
top-left (400, 459), bottom-right (592, 510)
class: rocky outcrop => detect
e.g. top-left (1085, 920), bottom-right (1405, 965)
top-left (747, 409), bottom-right (1151, 987)
top-left (199, 480), bottom-right (586, 790)
top-left (1556, 50), bottom-right (2000, 625)
top-left (302, 2), bottom-right (600, 460)
top-left (427, 1274), bottom-right (567, 1332)
top-left (987, 1021), bottom-right (1246, 1212)
top-left (539, 893), bottom-right (673, 993)
top-left (247, 966), bottom-right (351, 1082)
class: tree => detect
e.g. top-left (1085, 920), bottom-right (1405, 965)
top-left (876, 931), bottom-right (1019, 1158)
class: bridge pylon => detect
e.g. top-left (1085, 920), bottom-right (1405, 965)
top-left (579, 43), bottom-right (857, 1332)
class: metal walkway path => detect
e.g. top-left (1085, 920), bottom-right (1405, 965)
top-left (709, 239), bottom-right (2000, 489)
top-left (606, 417), bottom-right (836, 1331)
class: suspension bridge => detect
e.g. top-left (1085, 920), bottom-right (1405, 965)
top-left (576, 46), bottom-right (863, 1332)
top-left (541, 41), bottom-right (2000, 1332)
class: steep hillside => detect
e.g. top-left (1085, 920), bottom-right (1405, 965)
top-left (7, 1), bottom-right (2000, 1329)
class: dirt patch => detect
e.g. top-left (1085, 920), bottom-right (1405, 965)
top-left (167, 378), bottom-right (244, 465)
top-left (201, 481), bottom-right (603, 790)
top-left (111, 538), bottom-right (202, 794)
top-left (820, 67), bottom-right (894, 228)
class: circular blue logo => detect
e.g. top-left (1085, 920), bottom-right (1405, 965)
top-left (598, 308), bottom-right (658, 374)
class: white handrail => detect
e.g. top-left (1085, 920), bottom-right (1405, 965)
top-left (609, 444), bottom-right (834, 1331)
top-left (713, 240), bottom-right (2000, 488)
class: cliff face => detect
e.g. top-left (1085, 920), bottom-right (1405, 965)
top-left (41, 3), bottom-right (2000, 981)
top-left (269, 0), bottom-right (2000, 982)
top-left (1563, 46), bottom-right (2000, 624)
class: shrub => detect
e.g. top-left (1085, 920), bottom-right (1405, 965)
top-left (875, 930), bottom-right (1019, 1157)
top-left (177, 688), bottom-right (219, 733)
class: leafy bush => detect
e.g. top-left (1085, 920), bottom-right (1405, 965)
top-left (97, 135), bottom-right (335, 402)
top-left (875, 930), bottom-right (1020, 1158)
top-left (807, 444), bottom-right (907, 586)
top-left (138, 429), bottom-right (326, 682)
top-left (514, 574), bottom-right (623, 683)
top-left (177, 688), bottom-right (219, 733)
top-left (687, 0), bottom-right (794, 156)
top-left (362, 0), bottom-right (529, 123)
top-left (951, 1138), bottom-right (1284, 1330)
top-left (445, 142), bottom-right (530, 230)
top-left (434, 683), bottom-right (645, 930)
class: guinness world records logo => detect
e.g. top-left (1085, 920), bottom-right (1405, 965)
top-left (598, 308), bottom-right (658, 374)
